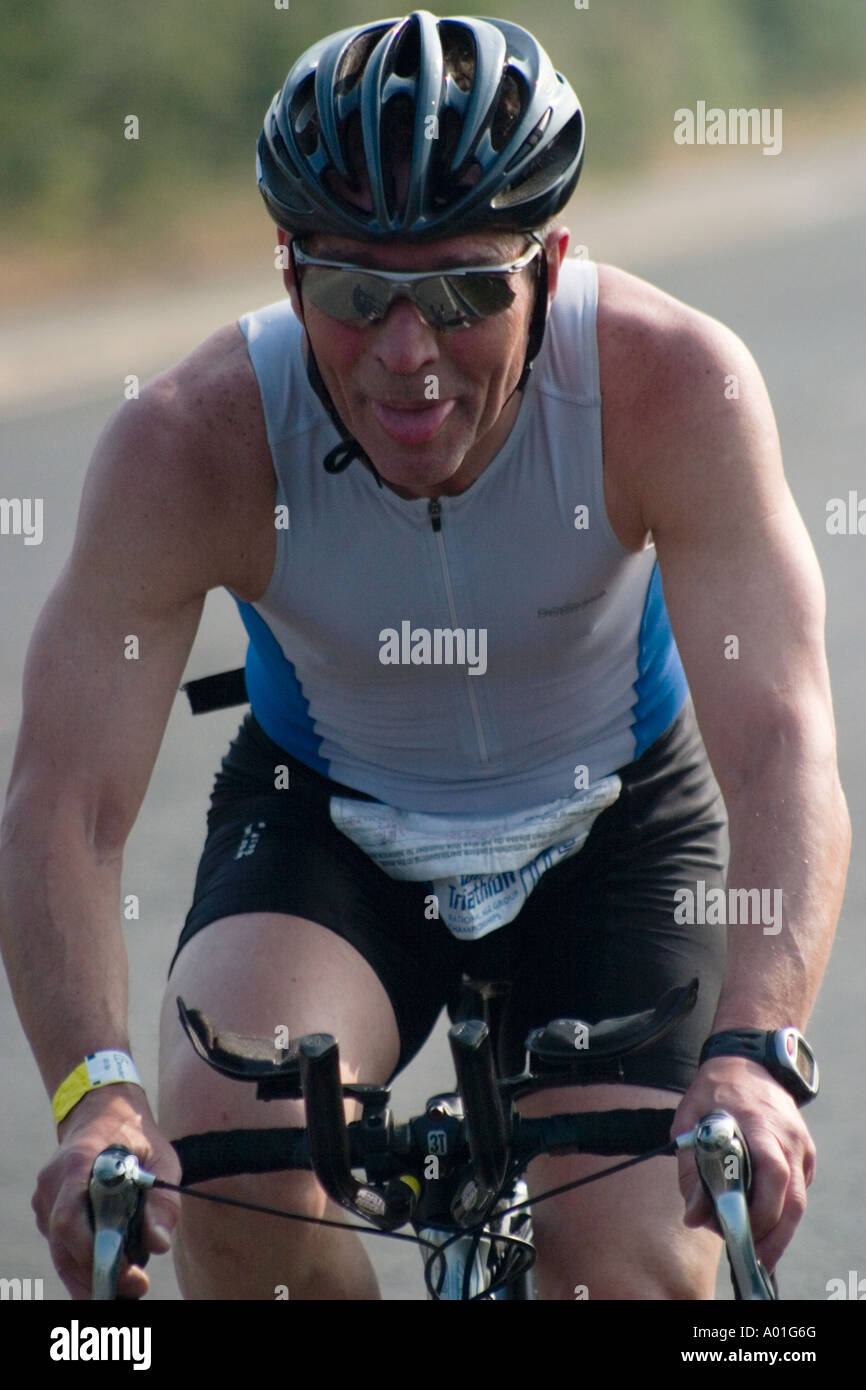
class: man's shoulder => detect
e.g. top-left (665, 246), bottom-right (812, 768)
top-left (137, 320), bottom-right (262, 450)
top-left (107, 318), bottom-right (273, 496)
top-left (90, 319), bottom-right (275, 599)
top-left (591, 261), bottom-right (782, 550)
top-left (595, 263), bottom-right (746, 379)
top-left (587, 263), bottom-right (772, 544)
top-left (548, 258), bottom-right (751, 416)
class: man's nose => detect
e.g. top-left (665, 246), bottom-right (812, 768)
top-left (370, 297), bottom-right (439, 375)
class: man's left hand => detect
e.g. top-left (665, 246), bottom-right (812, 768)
top-left (672, 1055), bottom-right (816, 1273)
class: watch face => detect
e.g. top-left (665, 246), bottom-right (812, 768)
top-left (778, 1029), bottom-right (817, 1091)
top-left (793, 1036), bottom-right (816, 1086)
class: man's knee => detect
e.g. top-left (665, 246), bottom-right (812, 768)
top-left (522, 1084), bottom-right (722, 1301)
top-left (172, 1168), bottom-right (371, 1299)
top-left (536, 1210), bottom-right (720, 1300)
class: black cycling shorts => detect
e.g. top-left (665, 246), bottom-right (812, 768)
top-left (172, 701), bottom-right (728, 1089)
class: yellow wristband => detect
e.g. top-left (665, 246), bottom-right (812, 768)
top-left (52, 1050), bottom-right (143, 1126)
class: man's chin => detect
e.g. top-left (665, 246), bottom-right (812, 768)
top-left (366, 447), bottom-right (467, 497)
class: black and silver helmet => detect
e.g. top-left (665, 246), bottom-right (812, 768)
top-left (257, 10), bottom-right (585, 241)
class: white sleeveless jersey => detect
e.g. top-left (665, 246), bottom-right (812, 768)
top-left (233, 259), bottom-right (688, 814)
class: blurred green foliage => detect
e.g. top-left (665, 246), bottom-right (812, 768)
top-left (2, 0), bottom-right (863, 246)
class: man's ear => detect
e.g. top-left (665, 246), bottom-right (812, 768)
top-left (543, 225), bottom-right (570, 309)
top-left (277, 227), bottom-right (304, 320)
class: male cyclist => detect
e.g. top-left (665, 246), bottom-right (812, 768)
top-left (2, 12), bottom-right (849, 1300)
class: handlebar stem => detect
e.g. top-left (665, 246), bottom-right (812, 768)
top-left (298, 1034), bottom-right (415, 1230)
top-left (448, 1020), bottom-right (511, 1222)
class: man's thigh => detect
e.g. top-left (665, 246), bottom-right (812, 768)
top-left (519, 1083), bottom-right (722, 1301)
top-left (159, 912), bottom-right (402, 1135)
top-left (157, 913), bottom-right (404, 1298)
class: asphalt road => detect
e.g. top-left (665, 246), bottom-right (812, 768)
top-left (1, 138), bottom-right (864, 1303)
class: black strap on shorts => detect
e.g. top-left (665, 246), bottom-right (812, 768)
top-left (181, 668), bottom-right (248, 714)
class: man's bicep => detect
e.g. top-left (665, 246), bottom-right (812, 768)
top-left (14, 560), bottom-right (204, 853)
top-left (645, 322), bottom-right (835, 786)
top-left (10, 398), bottom-right (210, 851)
top-left (657, 492), bottom-right (834, 791)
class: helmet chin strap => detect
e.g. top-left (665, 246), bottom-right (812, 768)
top-left (294, 240), bottom-right (550, 484)
top-left (305, 346), bottom-right (385, 485)
top-left (514, 245), bottom-right (549, 393)
top-left (288, 238), bottom-right (384, 485)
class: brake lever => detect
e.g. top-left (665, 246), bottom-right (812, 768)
top-left (676, 1111), bottom-right (776, 1300)
top-left (88, 1147), bottom-right (155, 1300)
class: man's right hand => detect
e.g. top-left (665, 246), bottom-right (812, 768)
top-left (33, 1086), bottom-right (182, 1300)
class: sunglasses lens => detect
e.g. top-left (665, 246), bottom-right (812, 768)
top-left (413, 275), bottom-right (516, 330)
top-left (299, 265), bottom-right (519, 330)
top-left (300, 268), bottom-right (391, 322)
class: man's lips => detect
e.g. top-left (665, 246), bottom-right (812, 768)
top-left (370, 397), bottom-right (456, 445)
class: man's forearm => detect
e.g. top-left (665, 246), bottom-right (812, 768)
top-left (0, 800), bottom-right (134, 1102)
top-left (711, 753), bottom-right (850, 1033)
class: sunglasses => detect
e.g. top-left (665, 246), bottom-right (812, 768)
top-left (291, 239), bottom-right (542, 332)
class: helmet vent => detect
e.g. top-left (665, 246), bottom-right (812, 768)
top-left (381, 92), bottom-right (416, 214)
top-left (494, 109), bottom-right (583, 207)
top-left (336, 31), bottom-right (381, 94)
top-left (322, 163), bottom-right (371, 214)
top-left (270, 127), bottom-right (300, 181)
top-left (436, 104), bottom-right (463, 171)
top-left (440, 24), bottom-right (476, 92)
top-left (289, 76), bottom-right (319, 156)
top-left (322, 109), bottom-right (368, 209)
top-left (504, 106), bottom-right (551, 172)
top-left (295, 112), bottom-right (319, 159)
top-left (392, 21), bottom-right (421, 78)
top-left (490, 70), bottom-right (526, 152)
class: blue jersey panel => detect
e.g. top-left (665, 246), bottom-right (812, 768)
top-left (631, 561), bottom-right (688, 757)
top-left (233, 597), bottom-right (329, 776)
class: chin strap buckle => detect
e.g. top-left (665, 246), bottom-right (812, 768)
top-left (323, 437), bottom-right (383, 486)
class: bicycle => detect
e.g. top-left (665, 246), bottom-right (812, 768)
top-left (88, 975), bottom-right (778, 1301)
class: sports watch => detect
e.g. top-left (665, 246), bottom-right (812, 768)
top-left (698, 1028), bottom-right (819, 1106)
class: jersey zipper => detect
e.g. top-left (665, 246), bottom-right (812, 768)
top-left (427, 498), bottom-right (489, 765)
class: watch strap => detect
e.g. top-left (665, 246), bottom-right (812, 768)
top-left (699, 1029), bottom-right (768, 1069)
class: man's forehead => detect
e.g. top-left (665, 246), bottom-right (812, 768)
top-left (302, 231), bottom-right (528, 267)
